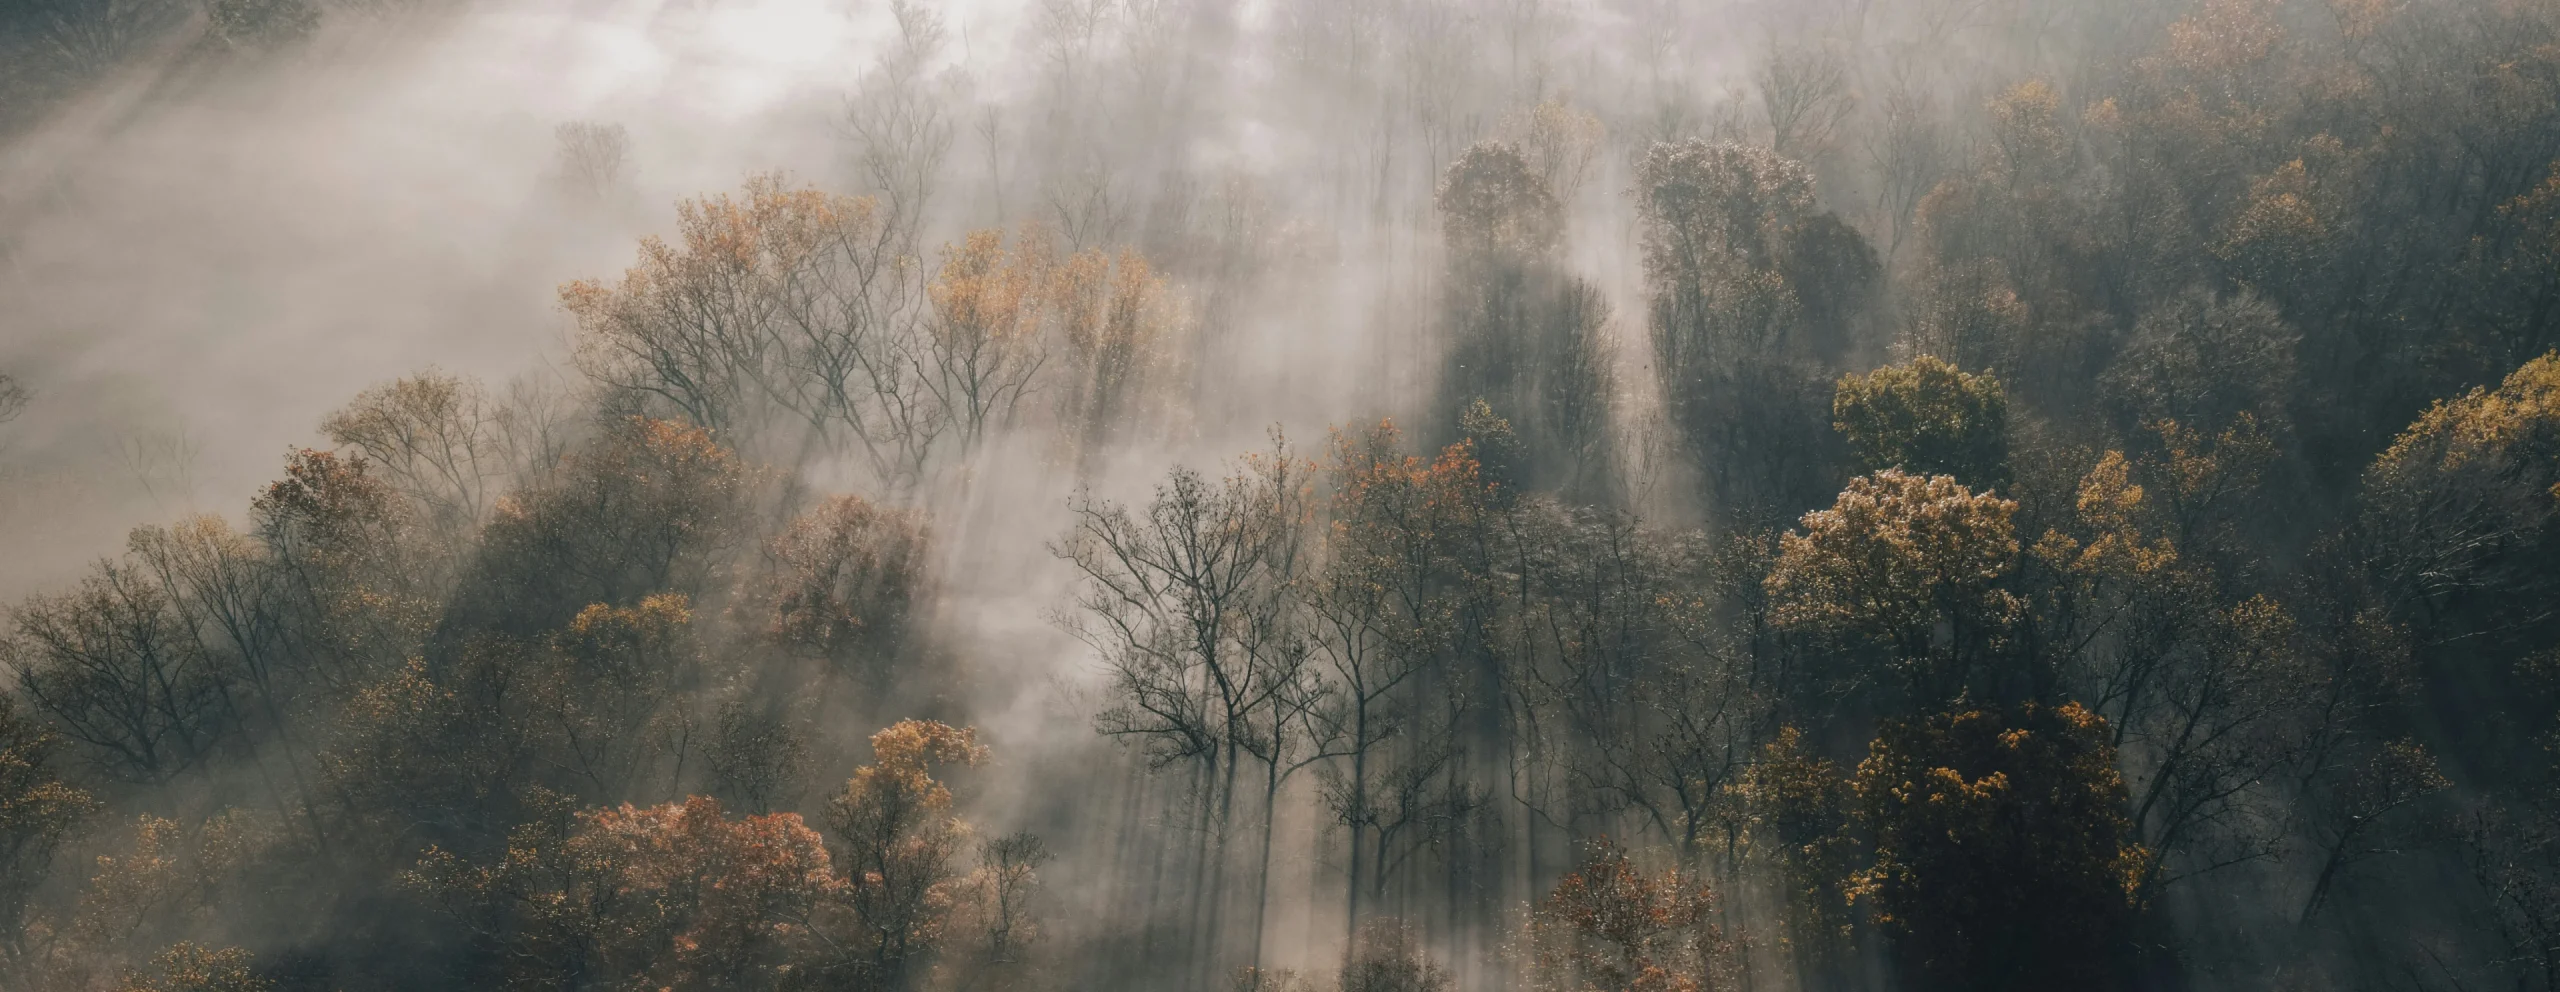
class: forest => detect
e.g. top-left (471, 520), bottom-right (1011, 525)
top-left (2, 0), bottom-right (2559, 989)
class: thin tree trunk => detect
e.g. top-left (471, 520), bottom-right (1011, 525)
top-left (1251, 763), bottom-right (1281, 973)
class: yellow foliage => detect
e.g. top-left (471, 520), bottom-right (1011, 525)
top-left (1766, 470), bottom-right (2023, 651)
top-left (2166, 0), bottom-right (2286, 76)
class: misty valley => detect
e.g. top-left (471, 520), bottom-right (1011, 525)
top-left (2, 0), bottom-right (2559, 990)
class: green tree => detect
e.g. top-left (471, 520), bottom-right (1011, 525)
top-left (1832, 356), bottom-right (2011, 488)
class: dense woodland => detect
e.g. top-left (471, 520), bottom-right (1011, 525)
top-left (4, 0), bottom-right (2560, 989)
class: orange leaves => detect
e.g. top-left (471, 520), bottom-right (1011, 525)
top-left (754, 494), bottom-right (930, 677)
top-left (2360, 352), bottom-right (2560, 602)
top-left (556, 594), bottom-right (694, 659)
top-left (862, 719), bottom-right (986, 799)
top-left (561, 173), bottom-right (891, 439)
top-left (561, 171), bottom-right (1192, 472)
top-left (818, 720), bottom-right (986, 986)
top-left (252, 448), bottom-right (404, 546)
top-left (458, 413), bottom-right (753, 647)
top-left (399, 717), bottom-right (991, 990)
top-left (1518, 838), bottom-right (1731, 992)
top-left (1987, 80), bottom-right (2070, 185)
top-left (2042, 451), bottom-right (2181, 581)
top-left (930, 227), bottom-right (1050, 355)
top-left (410, 794), bottom-right (837, 991)
top-left (569, 797), bottom-right (835, 939)
top-left (114, 941), bottom-right (268, 992)
top-left (835, 719), bottom-right (985, 843)
top-left (926, 222), bottom-right (1187, 457)
top-left (1327, 420), bottom-right (1493, 541)
top-left (1053, 245), bottom-right (1183, 459)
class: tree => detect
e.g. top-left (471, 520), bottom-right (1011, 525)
top-left (954, 831), bottom-right (1051, 973)
top-left (9, 559), bottom-right (232, 784)
top-left (846, 0), bottom-right (956, 254)
top-left (1051, 246), bottom-right (1185, 474)
top-left (2357, 351), bottom-right (2560, 634)
top-left (1438, 143), bottom-right (1563, 262)
top-left (2355, 352), bottom-right (2560, 787)
top-left (2465, 792), bottom-right (2560, 992)
top-left (1514, 838), bottom-right (1732, 992)
top-left (1339, 917), bottom-right (1450, 992)
top-left (564, 177), bottom-right (936, 481)
top-left (1059, 438), bottom-right (1314, 976)
top-left (569, 798), bottom-right (834, 990)
top-left (1780, 212), bottom-right (1882, 363)
top-left (553, 122), bottom-right (630, 203)
top-left (1508, 505), bottom-right (1741, 863)
top-left (67, 811), bottom-right (270, 983)
top-left (2297, 739), bottom-right (2449, 922)
top-left (519, 595), bottom-right (701, 802)
top-left (1434, 142), bottom-right (1614, 493)
top-left (407, 792), bottom-right (835, 992)
top-left (0, 694), bottom-right (97, 981)
top-left (1764, 470), bottom-right (2023, 706)
top-left (2102, 290), bottom-right (2299, 437)
top-left (1758, 43), bottom-right (1853, 161)
top-left (322, 370), bottom-right (546, 544)
top-left (927, 226), bottom-right (1053, 456)
top-left (115, 942), bottom-right (270, 992)
top-left (1732, 727), bottom-right (1852, 982)
top-left (249, 448), bottom-right (435, 699)
top-left (2016, 437), bottom-right (2317, 897)
top-left (816, 719), bottom-right (986, 991)
top-left (703, 699), bottom-right (808, 816)
top-left (462, 417), bottom-right (748, 637)
top-left (1850, 703), bottom-right (2148, 992)
top-left (1832, 356), bottom-right (2011, 488)
top-left (750, 494), bottom-right (931, 694)
top-left (1496, 101), bottom-right (1606, 205)
top-left (1636, 139), bottom-right (1842, 524)
top-left (1865, 81), bottom-right (1949, 263)
top-left (1311, 423), bottom-right (1494, 933)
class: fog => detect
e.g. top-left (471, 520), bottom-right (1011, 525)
top-left (2, 0), bottom-right (2556, 990)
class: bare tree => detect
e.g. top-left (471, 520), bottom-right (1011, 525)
top-left (553, 121), bottom-right (630, 203)
top-left (1865, 79), bottom-right (1947, 263)
top-left (1497, 100), bottom-right (1606, 205)
top-left (323, 370), bottom-right (516, 543)
top-left (565, 175), bottom-right (947, 486)
top-left (1056, 436), bottom-right (1313, 977)
top-left (8, 560), bottom-right (232, 784)
top-left (2299, 739), bottom-right (2449, 922)
top-left (1758, 42), bottom-right (1854, 160)
top-left (847, 0), bottom-right (958, 254)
